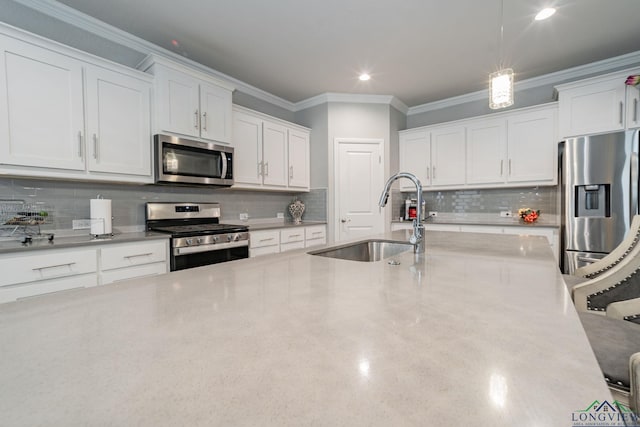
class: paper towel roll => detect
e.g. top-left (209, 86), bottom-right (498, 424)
top-left (90, 198), bottom-right (112, 235)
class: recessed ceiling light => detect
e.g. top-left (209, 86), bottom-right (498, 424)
top-left (535, 7), bottom-right (556, 21)
top-left (359, 73), bottom-right (371, 81)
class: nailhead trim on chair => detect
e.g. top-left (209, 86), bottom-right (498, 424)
top-left (587, 270), bottom-right (640, 312)
top-left (584, 233), bottom-right (640, 279)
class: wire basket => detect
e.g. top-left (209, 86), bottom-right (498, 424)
top-left (0, 200), bottom-right (54, 240)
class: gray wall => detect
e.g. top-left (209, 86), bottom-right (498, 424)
top-left (295, 103), bottom-right (329, 188)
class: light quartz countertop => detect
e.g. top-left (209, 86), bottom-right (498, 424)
top-left (393, 212), bottom-right (560, 228)
top-left (0, 230), bottom-right (609, 426)
top-left (225, 219), bottom-right (327, 231)
top-left (0, 231), bottom-right (169, 254)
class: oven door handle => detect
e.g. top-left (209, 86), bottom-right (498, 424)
top-left (173, 240), bottom-right (248, 256)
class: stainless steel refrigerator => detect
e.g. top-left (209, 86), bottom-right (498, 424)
top-left (560, 130), bottom-right (640, 274)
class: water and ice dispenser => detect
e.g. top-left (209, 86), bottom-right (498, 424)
top-left (575, 184), bottom-right (611, 218)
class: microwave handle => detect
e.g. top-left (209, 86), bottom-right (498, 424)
top-left (221, 152), bottom-right (228, 179)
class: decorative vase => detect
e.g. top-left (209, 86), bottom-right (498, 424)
top-left (288, 200), bottom-right (305, 224)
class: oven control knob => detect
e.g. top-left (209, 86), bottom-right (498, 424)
top-left (197, 238), bottom-right (203, 245)
top-left (227, 234), bottom-right (232, 242)
top-left (213, 236), bottom-right (219, 243)
top-left (186, 238), bottom-right (194, 246)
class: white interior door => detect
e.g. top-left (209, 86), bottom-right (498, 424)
top-left (336, 140), bottom-right (384, 242)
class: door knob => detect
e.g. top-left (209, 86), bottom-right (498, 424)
top-left (341, 218), bottom-right (347, 223)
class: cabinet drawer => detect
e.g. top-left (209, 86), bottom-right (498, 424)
top-left (280, 241), bottom-right (305, 253)
top-left (250, 230), bottom-right (280, 248)
top-left (280, 228), bottom-right (305, 244)
top-left (0, 248), bottom-right (98, 287)
top-left (0, 273), bottom-right (97, 303)
top-left (305, 225), bottom-right (326, 240)
top-left (100, 240), bottom-right (168, 271)
top-left (305, 237), bottom-right (326, 248)
top-left (250, 245), bottom-right (280, 258)
top-left (101, 262), bottom-right (167, 285)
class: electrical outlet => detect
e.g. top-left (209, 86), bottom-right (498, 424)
top-left (276, 212), bottom-right (284, 219)
top-left (72, 219), bottom-right (92, 230)
top-left (500, 211), bottom-right (512, 218)
top-left (429, 211), bottom-right (438, 217)
top-left (239, 213), bottom-right (249, 221)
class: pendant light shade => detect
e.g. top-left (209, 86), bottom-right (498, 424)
top-left (489, 68), bottom-right (514, 109)
top-left (489, 0), bottom-right (514, 109)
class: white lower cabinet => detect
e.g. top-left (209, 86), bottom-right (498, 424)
top-left (250, 225), bottom-right (327, 257)
top-left (99, 240), bottom-right (169, 285)
top-left (249, 229), bottom-right (281, 257)
top-left (0, 247), bottom-right (98, 303)
top-left (0, 238), bottom-right (170, 303)
top-left (305, 225), bottom-right (327, 247)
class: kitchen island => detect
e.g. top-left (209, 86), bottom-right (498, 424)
top-left (0, 230), bottom-right (611, 426)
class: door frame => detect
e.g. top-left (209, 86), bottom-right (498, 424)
top-left (332, 137), bottom-right (385, 242)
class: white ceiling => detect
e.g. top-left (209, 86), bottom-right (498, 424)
top-left (52, 0), bottom-right (640, 107)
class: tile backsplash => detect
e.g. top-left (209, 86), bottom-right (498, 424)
top-left (392, 186), bottom-right (558, 219)
top-left (0, 178), bottom-right (327, 232)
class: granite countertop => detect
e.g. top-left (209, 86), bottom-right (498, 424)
top-left (0, 230), bottom-right (609, 425)
top-left (0, 231), bottom-right (169, 254)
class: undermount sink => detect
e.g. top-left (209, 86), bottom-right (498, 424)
top-left (308, 239), bottom-right (414, 262)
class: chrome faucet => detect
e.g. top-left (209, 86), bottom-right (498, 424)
top-left (378, 172), bottom-right (425, 253)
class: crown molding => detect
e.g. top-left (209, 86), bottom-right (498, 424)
top-left (293, 93), bottom-right (408, 113)
top-left (12, 0), bottom-right (640, 117)
top-left (12, 0), bottom-right (297, 111)
top-left (407, 50), bottom-right (640, 116)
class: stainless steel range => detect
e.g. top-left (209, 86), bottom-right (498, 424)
top-left (146, 202), bottom-right (249, 271)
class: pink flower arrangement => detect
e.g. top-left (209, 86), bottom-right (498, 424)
top-left (625, 75), bottom-right (640, 86)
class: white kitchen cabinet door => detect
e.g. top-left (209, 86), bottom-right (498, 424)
top-left (199, 81), bottom-right (232, 143)
top-left (466, 118), bottom-right (506, 185)
top-left (398, 129), bottom-right (430, 190)
top-left (626, 85), bottom-right (640, 129)
top-left (507, 107), bottom-right (557, 184)
top-left (0, 37), bottom-right (85, 171)
top-left (85, 65), bottom-right (152, 177)
top-left (558, 77), bottom-right (626, 138)
top-left (430, 125), bottom-right (466, 186)
top-left (155, 66), bottom-right (200, 138)
top-left (262, 120), bottom-right (288, 187)
top-left (232, 111), bottom-right (263, 185)
top-left (288, 129), bottom-right (310, 189)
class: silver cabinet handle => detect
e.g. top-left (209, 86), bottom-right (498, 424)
top-left (124, 252), bottom-right (153, 259)
top-left (500, 159), bottom-right (504, 176)
top-left (194, 110), bottom-right (199, 129)
top-left (289, 165), bottom-right (293, 179)
top-left (259, 237), bottom-right (275, 242)
top-left (93, 134), bottom-right (98, 160)
top-left (426, 167), bottom-right (430, 180)
top-left (634, 98), bottom-right (638, 123)
top-left (33, 262), bottom-right (76, 271)
top-left (265, 162), bottom-right (269, 176)
top-left (311, 232), bottom-right (323, 236)
top-left (258, 161), bottom-right (263, 177)
top-left (432, 166), bottom-right (436, 179)
top-left (289, 234), bottom-right (301, 238)
top-left (202, 112), bottom-right (207, 131)
top-left (78, 131), bottom-right (83, 158)
top-left (620, 101), bottom-right (624, 125)
top-left (508, 159), bottom-right (512, 176)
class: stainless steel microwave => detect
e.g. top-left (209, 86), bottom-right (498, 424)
top-left (154, 134), bottom-right (234, 186)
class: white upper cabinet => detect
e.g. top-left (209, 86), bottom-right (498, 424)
top-left (557, 69), bottom-right (640, 138)
top-left (85, 65), bottom-right (152, 176)
top-left (506, 107), bottom-right (557, 184)
top-left (288, 129), bottom-right (310, 189)
top-left (626, 84), bottom-right (640, 129)
top-left (398, 125), bottom-right (465, 190)
top-left (398, 130), bottom-right (430, 191)
top-left (0, 28), bottom-right (153, 183)
top-left (140, 55), bottom-right (234, 144)
top-left (0, 36), bottom-right (85, 172)
top-left (232, 106), bottom-right (310, 192)
top-left (430, 125), bottom-right (466, 186)
top-left (399, 103), bottom-right (558, 191)
top-left (466, 118), bottom-right (506, 185)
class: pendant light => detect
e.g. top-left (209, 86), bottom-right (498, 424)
top-left (489, 0), bottom-right (514, 109)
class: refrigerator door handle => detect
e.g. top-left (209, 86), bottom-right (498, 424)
top-left (577, 255), bottom-right (603, 264)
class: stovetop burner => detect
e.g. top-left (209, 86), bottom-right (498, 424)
top-left (150, 223), bottom-right (248, 237)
